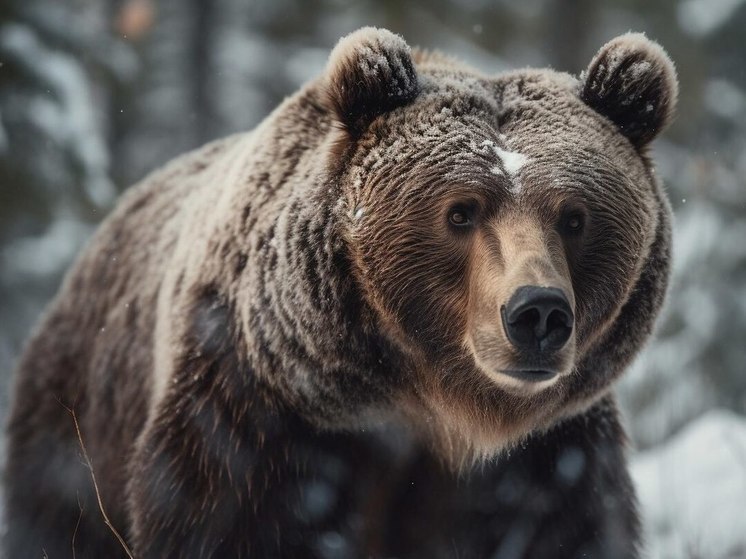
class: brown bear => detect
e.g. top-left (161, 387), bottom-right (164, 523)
top-left (4, 28), bottom-right (676, 558)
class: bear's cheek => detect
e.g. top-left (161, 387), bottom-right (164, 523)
top-left (570, 203), bottom-right (652, 351)
top-left (353, 226), bottom-right (471, 359)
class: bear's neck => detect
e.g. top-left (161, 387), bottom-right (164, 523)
top-left (197, 85), bottom-right (401, 426)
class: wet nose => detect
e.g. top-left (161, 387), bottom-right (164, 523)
top-left (501, 286), bottom-right (574, 352)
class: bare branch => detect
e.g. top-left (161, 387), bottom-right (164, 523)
top-left (59, 401), bottom-right (136, 559)
top-left (72, 495), bottom-right (83, 559)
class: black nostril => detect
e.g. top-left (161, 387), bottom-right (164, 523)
top-left (501, 286), bottom-right (574, 352)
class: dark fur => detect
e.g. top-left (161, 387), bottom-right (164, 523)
top-left (5, 28), bottom-right (676, 558)
top-left (581, 33), bottom-right (678, 147)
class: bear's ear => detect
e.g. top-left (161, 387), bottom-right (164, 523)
top-left (581, 33), bottom-right (678, 148)
top-left (324, 27), bottom-right (419, 138)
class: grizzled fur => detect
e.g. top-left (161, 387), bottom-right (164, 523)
top-left (5, 28), bottom-right (676, 558)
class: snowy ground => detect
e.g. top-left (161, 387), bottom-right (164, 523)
top-left (632, 410), bottom-right (746, 559)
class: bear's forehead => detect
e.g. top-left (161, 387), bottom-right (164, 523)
top-left (359, 68), bottom-right (644, 199)
top-left (407, 68), bottom-right (621, 150)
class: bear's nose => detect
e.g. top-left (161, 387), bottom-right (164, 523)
top-left (501, 286), bottom-right (573, 353)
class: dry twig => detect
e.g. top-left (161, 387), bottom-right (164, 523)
top-left (60, 401), bottom-right (136, 558)
top-left (72, 496), bottom-right (83, 559)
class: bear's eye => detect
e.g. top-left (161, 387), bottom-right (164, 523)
top-left (448, 206), bottom-right (474, 228)
top-left (562, 213), bottom-right (586, 235)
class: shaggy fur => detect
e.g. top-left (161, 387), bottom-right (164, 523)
top-left (5, 28), bottom-right (676, 558)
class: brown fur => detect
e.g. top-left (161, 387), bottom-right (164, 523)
top-left (5, 28), bottom-right (676, 558)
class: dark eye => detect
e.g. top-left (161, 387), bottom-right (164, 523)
top-left (562, 213), bottom-right (585, 235)
top-left (448, 206), bottom-right (474, 228)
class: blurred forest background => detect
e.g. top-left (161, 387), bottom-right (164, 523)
top-left (1, 0), bottom-right (745, 557)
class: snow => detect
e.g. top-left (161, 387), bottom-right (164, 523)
top-left (23, 2), bottom-right (139, 82)
top-left (358, 46), bottom-right (392, 79)
top-left (618, 194), bottom-right (746, 448)
top-left (627, 60), bottom-right (652, 81)
top-left (678, 0), bottom-right (746, 37)
top-left (0, 23), bottom-right (115, 207)
top-left (493, 145), bottom-right (528, 177)
top-left (473, 139), bottom-right (529, 192)
top-left (631, 410), bottom-right (746, 559)
top-left (2, 218), bottom-right (93, 278)
top-left (329, 28), bottom-right (414, 92)
top-left (472, 136), bottom-right (529, 177)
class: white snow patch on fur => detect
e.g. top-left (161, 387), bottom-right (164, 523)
top-left (628, 60), bottom-right (653, 80)
top-left (493, 145), bottom-right (529, 177)
top-left (474, 139), bottom-right (530, 193)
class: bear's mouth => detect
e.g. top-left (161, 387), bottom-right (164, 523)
top-left (499, 369), bottom-right (558, 383)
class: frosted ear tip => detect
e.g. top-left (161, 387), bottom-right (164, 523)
top-left (324, 27), bottom-right (418, 136)
top-left (581, 33), bottom-right (678, 147)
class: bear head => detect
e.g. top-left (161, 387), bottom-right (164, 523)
top-left (320, 28), bottom-right (676, 463)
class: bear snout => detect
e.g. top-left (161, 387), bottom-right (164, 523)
top-left (501, 285), bottom-right (574, 354)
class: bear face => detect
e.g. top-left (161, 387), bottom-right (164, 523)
top-left (324, 29), bottom-right (676, 461)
